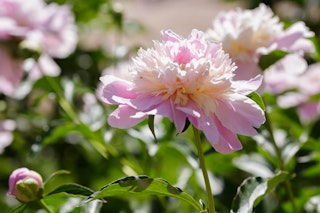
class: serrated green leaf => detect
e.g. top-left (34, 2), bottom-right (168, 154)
top-left (47, 183), bottom-right (94, 197)
top-left (81, 175), bottom-right (202, 211)
top-left (258, 50), bottom-right (288, 70)
top-left (148, 115), bottom-right (157, 142)
top-left (231, 171), bottom-right (289, 213)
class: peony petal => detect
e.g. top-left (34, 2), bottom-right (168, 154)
top-left (276, 21), bottom-right (314, 50)
top-left (100, 75), bottom-right (137, 105)
top-left (161, 30), bottom-right (183, 42)
top-left (210, 117), bottom-right (242, 154)
top-left (108, 105), bottom-right (147, 128)
top-left (298, 103), bottom-right (320, 124)
top-left (154, 99), bottom-right (187, 133)
top-left (233, 60), bottom-right (260, 81)
top-left (130, 95), bottom-right (164, 111)
top-left (233, 74), bottom-right (263, 95)
top-left (215, 97), bottom-right (265, 136)
top-left (198, 115), bottom-right (219, 144)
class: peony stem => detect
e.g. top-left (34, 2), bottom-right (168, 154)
top-left (192, 125), bottom-right (216, 213)
top-left (264, 111), bottom-right (298, 213)
top-left (39, 199), bottom-right (53, 213)
top-left (44, 75), bottom-right (80, 123)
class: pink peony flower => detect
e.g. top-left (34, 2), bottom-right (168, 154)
top-left (0, 0), bottom-right (77, 55)
top-left (0, 119), bottom-right (16, 154)
top-left (205, 3), bottom-right (314, 81)
top-left (29, 3), bottom-right (77, 58)
top-left (8, 167), bottom-right (43, 203)
top-left (99, 29), bottom-right (265, 154)
top-left (277, 63), bottom-right (320, 123)
top-left (0, 0), bottom-right (45, 38)
top-left (263, 54), bottom-right (307, 94)
top-left (0, 0), bottom-right (77, 97)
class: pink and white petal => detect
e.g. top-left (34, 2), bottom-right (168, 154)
top-left (161, 30), bottom-right (183, 42)
top-left (156, 99), bottom-right (187, 133)
top-left (233, 61), bottom-right (260, 81)
top-left (108, 105), bottom-right (147, 128)
top-left (179, 101), bottom-right (219, 142)
top-left (27, 55), bottom-right (61, 80)
top-left (215, 98), bottom-right (265, 136)
top-left (210, 117), bottom-right (242, 154)
top-left (198, 115), bottom-right (219, 144)
top-left (176, 101), bottom-right (204, 132)
top-left (100, 75), bottom-right (137, 105)
top-left (173, 109), bottom-right (188, 133)
top-left (232, 75), bottom-right (263, 95)
top-left (130, 95), bottom-right (164, 111)
top-left (277, 92), bottom-right (307, 108)
top-left (297, 102), bottom-right (320, 124)
top-left (276, 22), bottom-right (314, 50)
top-left (150, 98), bottom-right (188, 133)
top-left (289, 38), bottom-right (315, 54)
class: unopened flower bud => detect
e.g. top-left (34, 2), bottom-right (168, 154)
top-left (8, 168), bottom-right (43, 203)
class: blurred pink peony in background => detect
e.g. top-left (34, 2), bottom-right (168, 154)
top-left (8, 167), bottom-right (43, 203)
top-left (0, 119), bottom-right (15, 154)
top-left (0, 48), bottom-right (23, 96)
top-left (276, 63), bottom-right (320, 124)
top-left (205, 3), bottom-right (314, 81)
top-left (99, 29), bottom-right (265, 154)
top-left (0, 0), bottom-right (77, 97)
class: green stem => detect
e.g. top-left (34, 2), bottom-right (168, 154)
top-left (192, 126), bottom-right (216, 213)
top-left (39, 199), bottom-right (53, 213)
top-left (44, 76), bottom-right (80, 123)
top-left (264, 111), bottom-right (298, 213)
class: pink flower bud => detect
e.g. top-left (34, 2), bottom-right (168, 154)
top-left (8, 167), bottom-right (43, 203)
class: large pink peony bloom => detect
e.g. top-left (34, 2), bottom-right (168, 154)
top-left (205, 4), bottom-right (314, 81)
top-left (99, 29), bottom-right (265, 154)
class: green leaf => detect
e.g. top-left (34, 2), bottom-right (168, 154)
top-left (148, 115), bottom-right (157, 142)
top-left (258, 50), bottom-right (288, 70)
top-left (40, 122), bottom-right (109, 158)
top-left (44, 170), bottom-right (71, 186)
top-left (47, 183), bottom-right (94, 197)
top-left (81, 175), bottom-right (202, 211)
top-left (248, 92), bottom-right (266, 111)
top-left (231, 171), bottom-right (289, 213)
top-left (310, 36), bottom-right (320, 62)
top-left (11, 204), bottom-right (27, 213)
top-left (41, 123), bottom-right (76, 146)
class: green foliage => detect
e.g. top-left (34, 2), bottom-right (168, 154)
top-left (82, 176), bottom-right (203, 211)
top-left (231, 171), bottom-right (289, 212)
top-left (258, 50), bottom-right (288, 71)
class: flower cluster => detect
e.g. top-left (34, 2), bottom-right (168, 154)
top-left (99, 29), bottom-right (265, 154)
top-left (205, 3), bottom-right (314, 82)
top-left (0, 0), bottom-right (77, 97)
